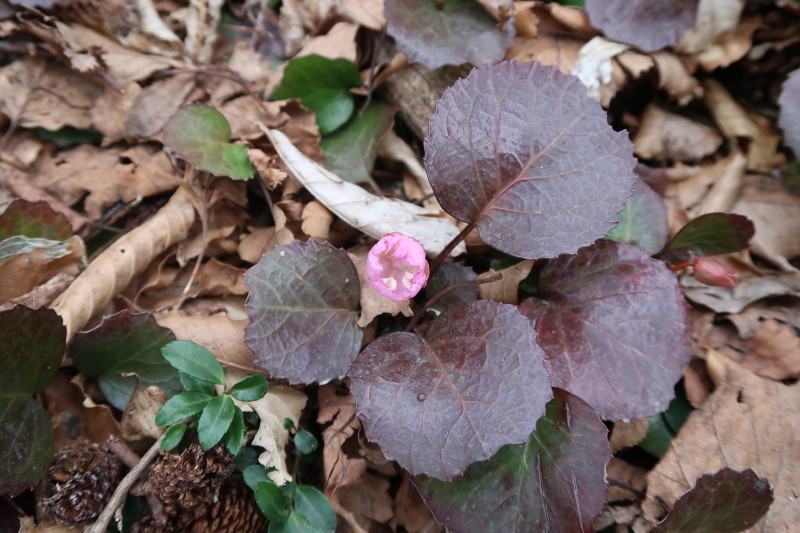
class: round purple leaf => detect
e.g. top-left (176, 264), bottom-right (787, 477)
top-left (778, 67), bottom-right (800, 157)
top-left (425, 61), bottom-right (635, 260)
top-left (349, 300), bottom-right (551, 480)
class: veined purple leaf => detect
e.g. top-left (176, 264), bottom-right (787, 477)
top-left (519, 240), bottom-right (692, 420)
top-left (585, 0), bottom-right (699, 53)
top-left (425, 61), bottom-right (635, 260)
top-left (417, 389), bottom-right (610, 533)
top-left (385, 0), bottom-right (515, 70)
top-left (422, 263), bottom-right (477, 313)
top-left (606, 178), bottom-right (668, 255)
top-left (779, 68), bottom-right (800, 156)
top-left (244, 240), bottom-right (362, 384)
top-left (348, 300), bottom-right (551, 480)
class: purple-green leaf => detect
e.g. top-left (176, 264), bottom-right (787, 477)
top-left (779, 68), bottom-right (800, 157)
top-left (0, 307), bottom-right (65, 496)
top-left (385, 0), bottom-right (515, 69)
top-left (348, 300), bottom-right (551, 480)
top-left (417, 389), bottom-right (610, 533)
top-left (244, 240), bottom-right (362, 384)
top-left (606, 178), bottom-right (669, 255)
top-left (518, 240), bottom-right (692, 420)
top-left (659, 213), bottom-right (755, 265)
top-left (162, 105), bottom-right (254, 180)
top-left (425, 61), bottom-right (636, 260)
top-left (585, 0), bottom-right (699, 53)
top-left (72, 311), bottom-right (180, 411)
top-left (652, 468), bottom-right (773, 533)
top-left (422, 263), bottom-right (477, 313)
top-left (0, 199), bottom-right (71, 240)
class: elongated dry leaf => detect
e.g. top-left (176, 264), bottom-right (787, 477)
top-left (51, 188), bottom-right (195, 341)
top-left (265, 128), bottom-right (464, 257)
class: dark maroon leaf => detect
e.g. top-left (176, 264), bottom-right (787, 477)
top-left (585, 0), bottom-right (699, 53)
top-left (385, 0), bottom-right (514, 69)
top-left (0, 307), bottom-right (65, 496)
top-left (72, 311), bottom-right (180, 411)
top-left (518, 240), bottom-right (692, 420)
top-left (652, 468), bottom-right (773, 533)
top-left (606, 178), bottom-right (669, 255)
top-left (423, 263), bottom-right (477, 313)
top-left (425, 61), bottom-right (635, 260)
top-left (0, 199), bottom-right (71, 240)
top-left (778, 67), bottom-right (800, 157)
top-left (417, 389), bottom-right (610, 533)
top-left (659, 213), bottom-right (755, 266)
top-left (349, 300), bottom-right (551, 480)
top-left (245, 240), bottom-right (362, 384)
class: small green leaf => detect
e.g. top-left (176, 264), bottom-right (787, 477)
top-left (660, 213), bottom-right (755, 264)
top-left (256, 480), bottom-right (292, 522)
top-left (244, 464), bottom-right (270, 491)
top-left (293, 430), bottom-right (318, 455)
top-left (198, 394), bottom-right (236, 450)
top-left (162, 105), bottom-right (254, 180)
top-left (161, 340), bottom-right (225, 385)
top-left (606, 178), bottom-right (669, 255)
top-left (155, 391), bottom-right (213, 426)
top-left (222, 406), bottom-right (245, 456)
top-left (283, 418), bottom-right (295, 430)
top-left (271, 511), bottom-right (329, 533)
top-left (273, 55), bottom-right (362, 134)
top-left (293, 485), bottom-right (336, 531)
top-left (160, 424), bottom-right (188, 451)
top-left (236, 447), bottom-right (261, 469)
top-left (230, 374), bottom-right (269, 401)
top-left (179, 371), bottom-right (217, 395)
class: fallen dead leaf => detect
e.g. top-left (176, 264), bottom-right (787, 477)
top-left (119, 384), bottom-right (167, 443)
top-left (682, 271), bottom-right (800, 315)
top-left (606, 457), bottom-right (647, 503)
top-left (0, 235), bottom-right (84, 304)
top-left (633, 104), bottom-right (723, 162)
top-left (740, 319), bottom-right (800, 380)
top-left (301, 201), bottom-right (334, 241)
top-left (610, 419), bottom-right (650, 452)
top-left (393, 473), bottom-right (443, 533)
top-left (238, 227), bottom-right (278, 264)
top-left (477, 259), bottom-right (534, 305)
top-left (297, 21), bottom-right (360, 61)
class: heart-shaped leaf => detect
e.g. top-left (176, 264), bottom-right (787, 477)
top-left (417, 389), bottom-right (610, 533)
top-left (652, 468), bottom-right (773, 533)
top-left (659, 213), bottom-right (755, 265)
top-left (425, 60), bottom-right (636, 260)
top-left (244, 239), bottom-right (362, 384)
top-left (385, 0), bottom-right (515, 69)
top-left (162, 105), bottom-right (254, 180)
top-left (585, 0), bottom-right (699, 53)
top-left (779, 67), bottom-right (800, 156)
top-left (72, 311), bottom-right (181, 411)
top-left (607, 178), bottom-right (669, 255)
top-left (0, 307), bottom-right (65, 496)
top-left (320, 102), bottom-right (395, 183)
top-left (349, 300), bottom-right (551, 480)
top-left (519, 240), bottom-right (692, 420)
top-left (273, 55), bottom-right (362, 135)
top-left (0, 199), bottom-right (71, 240)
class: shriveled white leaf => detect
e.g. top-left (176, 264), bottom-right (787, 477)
top-left (266, 128), bottom-right (465, 257)
top-left (571, 37), bottom-right (629, 102)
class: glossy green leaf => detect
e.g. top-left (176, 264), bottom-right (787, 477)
top-left (244, 464), bottom-right (270, 491)
top-left (161, 340), bottom-right (225, 385)
top-left (179, 371), bottom-right (217, 395)
top-left (198, 394), bottom-right (236, 450)
top-left (270, 511), bottom-right (328, 533)
top-left (160, 424), bottom-right (188, 451)
top-left (256, 480), bottom-right (292, 522)
top-left (230, 374), bottom-right (269, 402)
top-left (660, 213), bottom-right (755, 265)
top-left (273, 55), bottom-right (362, 134)
top-left (293, 430), bottom-right (318, 455)
top-left (162, 105), bottom-right (254, 180)
top-left (293, 485), bottom-right (337, 531)
top-left (222, 406), bottom-right (245, 456)
top-left (155, 391), bottom-right (213, 426)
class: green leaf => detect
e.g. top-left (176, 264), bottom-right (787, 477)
top-left (161, 340), bottom-right (225, 385)
top-left (72, 311), bottom-right (180, 411)
top-left (179, 371), bottom-right (217, 395)
top-left (320, 102), bottom-right (394, 183)
top-left (606, 178), bottom-right (669, 255)
top-left (160, 424), bottom-right (188, 451)
top-left (155, 391), bottom-right (213, 426)
top-left (293, 485), bottom-right (336, 531)
top-left (270, 511), bottom-right (330, 533)
top-left (0, 307), bottom-right (65, 496)
top-left (222, 406), bottom-right (245, 456)
top-left (198, 394), bottom-right (236, 450)
top-left (293, 430), bottom-right (318, 455)
top-left (162, 105), bottom-right (254, 180)
top-left (256, 480), bottom-right (292, 522)
top-left (230, 374), bottom-right (269, 402)
top-left (273, 55), bottom-right (362, 134)
top-left (0, 199), bottom-right (72, 240)
top-left (244, 464), bottom-right (270, 491)
top-left (34, 126), bottom-right (102, 148)
top-left (660, 213), bottom-right (755, 264)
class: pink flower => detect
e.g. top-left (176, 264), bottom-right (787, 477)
top-left (366, 233), bottom-right (430, 301)
top-left (693, 257), bottom-right (738, 287)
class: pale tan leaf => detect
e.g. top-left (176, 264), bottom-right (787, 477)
top-left (478, 259), bottom-right (533, 305)
top-left (0, 235), bottom-right (84, 304)
top-left (633, 104), bottom-right (723, 162)
top-left (301, 201), bottom-right (334, 241)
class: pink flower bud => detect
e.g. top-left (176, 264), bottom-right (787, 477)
top-left (693, 257), bottom-right (738, 287)
top-left (366, 233), bottom-right (430, 301)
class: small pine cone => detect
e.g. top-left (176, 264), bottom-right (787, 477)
top-left (42, 441), bottom-right (123, 526)
top-left (147, 444), bottom-right (234, 512)
top-left (191, 479), bottom-right (268, 533)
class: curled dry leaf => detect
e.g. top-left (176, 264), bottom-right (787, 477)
top-left (0, 235), bottom-right (84, 304)
top-left (677, 0), bottom-right (748, 69)
top-left (477, 259), bottom-right (534, 305)
top-left (52, 188), bottom-right (195, 341)
top-left (119, 385), bottom-right (167, 442)
top-left (633, 104), bottom-right (723, 162)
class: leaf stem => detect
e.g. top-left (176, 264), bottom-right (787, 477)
top-left (428, 222), bottom-right (476, 276)
top-left (404, 273), bottom-right (502, 333)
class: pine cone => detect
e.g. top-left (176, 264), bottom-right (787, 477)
top-left (42, 441), bottom-right (123, 526)
top-left (191, 479), bottom-right (268, 533)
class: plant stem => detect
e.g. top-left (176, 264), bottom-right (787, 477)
top-left (404, 273), bottom-right (502, 333)
top-left (428, 221), bottom-right (476, 276)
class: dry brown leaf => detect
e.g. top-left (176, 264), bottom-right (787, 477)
top-left (609, 419), bottom-right (650, 452)
top-left (110, 74), bottom-right (196, 141)
top-left (633, 105), bottom-right (722, 162)
top-left (52, 187), bottom-right (195, 341)
top-left (337, 471), bottom-right (394, 527)
top-left (301, 200), bottom-right (334, 241)
top-left (478, 259), bottom-right (534, 305)
top-left (392, 473), bottom-right (443, 533)
top-left (209, 41), bottom-right (278, 105)
top-left (0, 272), bottom-right (74, 313)
top-left (740, 319), bottom-right (800, 380)
top-left (674, 152), bottom-right (746, 212)
top-left (238, 227), bottom-right (277, 263)
top-left (649, 52), bottom-right (704, 106)
top-left (643, 350), bottom-right (800, 530)
top-left (4, 170), bottom-right (88, 231)
top-left (297, 21), bottom-right (359, 61)
top-left (248, 148), bottom-right (288, 190)
top-left (606, 458), bottom-right (647, 503)
top-left (683, 357), bottom-right (713, 408)
top-left (683, 271), bottom-right (800, 315)
top-left (0, 235), bottom-right (84, 304)
top-left (119, 385), bottom-right (167, 443)
top-left (19, 517), bottom-right (81, 533)
top-left (279, 0), bottom-right (384, 54)
top-left (696, 150), bottom-right (747, 215)
top-left (349, 249), bottom-right (413, 328)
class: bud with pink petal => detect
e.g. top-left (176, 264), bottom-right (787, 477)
top-left (693, 257), bottom-right (738, 287)
top-left (366, 233), bottom-right (430, 301)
